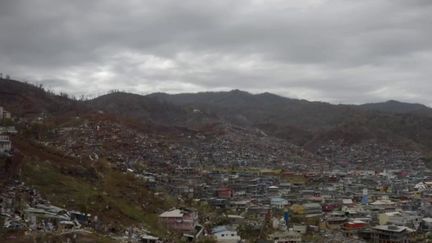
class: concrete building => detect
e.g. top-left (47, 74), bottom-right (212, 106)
top-left (271, 197), bottom-right (289, 209)
top-left (378, 211), bottom-right (422, 228)
top-left (0, 135), bottom-right (11, 153)
top-left (371, 225), bottom-right (414, 243)
top-left (303, 203), bottom-right (322, 215)
top-left (159, 208), bottom-right (198, 234)
top-left (211, 225), bottom-right (241, 243)
top-left (269, 230), bottom-right (302, 243)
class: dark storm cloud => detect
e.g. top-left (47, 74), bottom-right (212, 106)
top-left (1, 0), bottom-right (432, 104)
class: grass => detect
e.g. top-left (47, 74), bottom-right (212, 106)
top-left (280, 174), bottom-right (307, 184)
top-left (0, 230), bottom-right (119, 243)
top-left (19, 154), bottom-right (172, 235)
top-left (7, 136), bottom-right (179, 240)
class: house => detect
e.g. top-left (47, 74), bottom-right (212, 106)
top-left (227, 215), bottom-right (245, 226)
top-left (325, 211), bottom-right (347, 228)
top-left (4, 111), bottom-right (11, 119)
top-left (292, 224), bottom-right (307, 235)
top-left (159, 208), bottom-right (198, 233)
top-left (0, 135), bottom-right (11, 153)
top-left (268, 185), bottom-right (280, 196)
top-left (217, 187), bottom-right (234, 199)
top-left (271, 197), bottom-right (289, 209)
top-left (211, 225), bottom-right (241, 243)
top-left (269, 230), bottom-right (302, 243)
top-left (231, 200), bottom-right (251, 211)
top-left (371, 225), bottom-right (415, 243)
top-left (69, 210), bottom-right (90, 225)
top-left (141, 234), bottom-right (161, 243)
top-left (342, 220), bottom-right (368, 236)
top-left (342, 199), bottom-right (354, 207)
top-left (208, 198), bottom-right (230, 209)
top-left (23, 204), bottom-right (76, 231)
top-left (0, 126), bottom-right (17, 134)
top-left (419, 218), bottom-right (432, 232)
top-left (302, 203), bottom-right (322, 215)
top-left (370, 198), bottom-right (397, 211)
top-left (378, 211), bottom-right (422, 228)
top-left (0, 107), bottom-right (11, 120)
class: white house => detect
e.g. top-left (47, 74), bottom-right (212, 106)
top-left (0, 135), bottom-right (11, 153)
top-left (379, 211), bottom-right (422, 228)
top-left (271, 197), bottom-right (289, 209)
top-left (0, 106), bottom-right (11, 120)
top-left (0, 126), bottom-right (17, 134)
top-left (211, 225), bottom-right (241, 243)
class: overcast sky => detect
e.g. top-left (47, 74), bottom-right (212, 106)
top-left (1, 0), bottom-right (432, 104)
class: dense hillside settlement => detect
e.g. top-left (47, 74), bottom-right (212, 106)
top-left (1, 78), bottom-right (432, 242)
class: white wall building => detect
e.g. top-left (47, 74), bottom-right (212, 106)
top-left (271, 197), bottom-right (289, 209)
top-left (0, 135), bottom-right (12, 153)
top-left (211, 225), bottom-right (241, 243)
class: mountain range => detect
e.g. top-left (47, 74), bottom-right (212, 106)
top-left (2, 77), bottom-right (432, 153)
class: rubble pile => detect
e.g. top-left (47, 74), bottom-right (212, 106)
top-left (41, 120), bottom-right (317, 171)
top-left (0, 181), bottom-right (87, 233)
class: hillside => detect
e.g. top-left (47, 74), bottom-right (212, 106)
top-left (3, 78), bottom-right (432, 153)
top-left (360, 100), bottom-right (432, 114)
top-left (0, 78), bottom-right (86, 117)
top-left (2, 78), bottom-right (432, 242)
top-left (87, 91), bottom-right (220, 129)
top-left (146, 90), bottom-right (432, 152)
top-left (148, 90), bottom-right (357, 130)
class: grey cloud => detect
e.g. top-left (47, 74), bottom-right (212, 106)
top-left (1, 0), bottom-right (432, 105)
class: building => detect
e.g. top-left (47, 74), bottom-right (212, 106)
top-left (292, 225), bottom-right (307, 235)
top-left (159, 208), bottom-right (198, 233)
top-left (269, 230), bottom-right (302, 243)
top-left (371, 225), bottom-right (414, 243)
top-left (141, 234), bottom-right (161, 243)
top-left (419, 218), bottom-right (432, 232)
top-left (0, 126), bottom-right (17, 134)
top-left (343, 220), bottom-right (368, 237)
top-left (23, 204), bottom-right (76, 231)
top-left (4, 111), bottom-right (11, 119)
top-left (211, 225), bottom-right (241, 243)
top-left (271, 197), bottom-right (289, 209)
top-left (0, 135), bottom-right (11, 153)
top-left (217, 187), bottom-right (234, 199)
top-left (302, 203), bottom-right (322, 215)
top-left (378, 211), bottom-right (422, 228)
top-left (0, 106), bottom-right (11, 120)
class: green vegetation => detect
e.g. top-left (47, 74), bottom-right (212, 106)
top-left (21, 157), bottom-right (172, 235)
top-left (0, 231), bottom-right (118, 243)
top-left (0, 118), bottom-right (14, 126)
